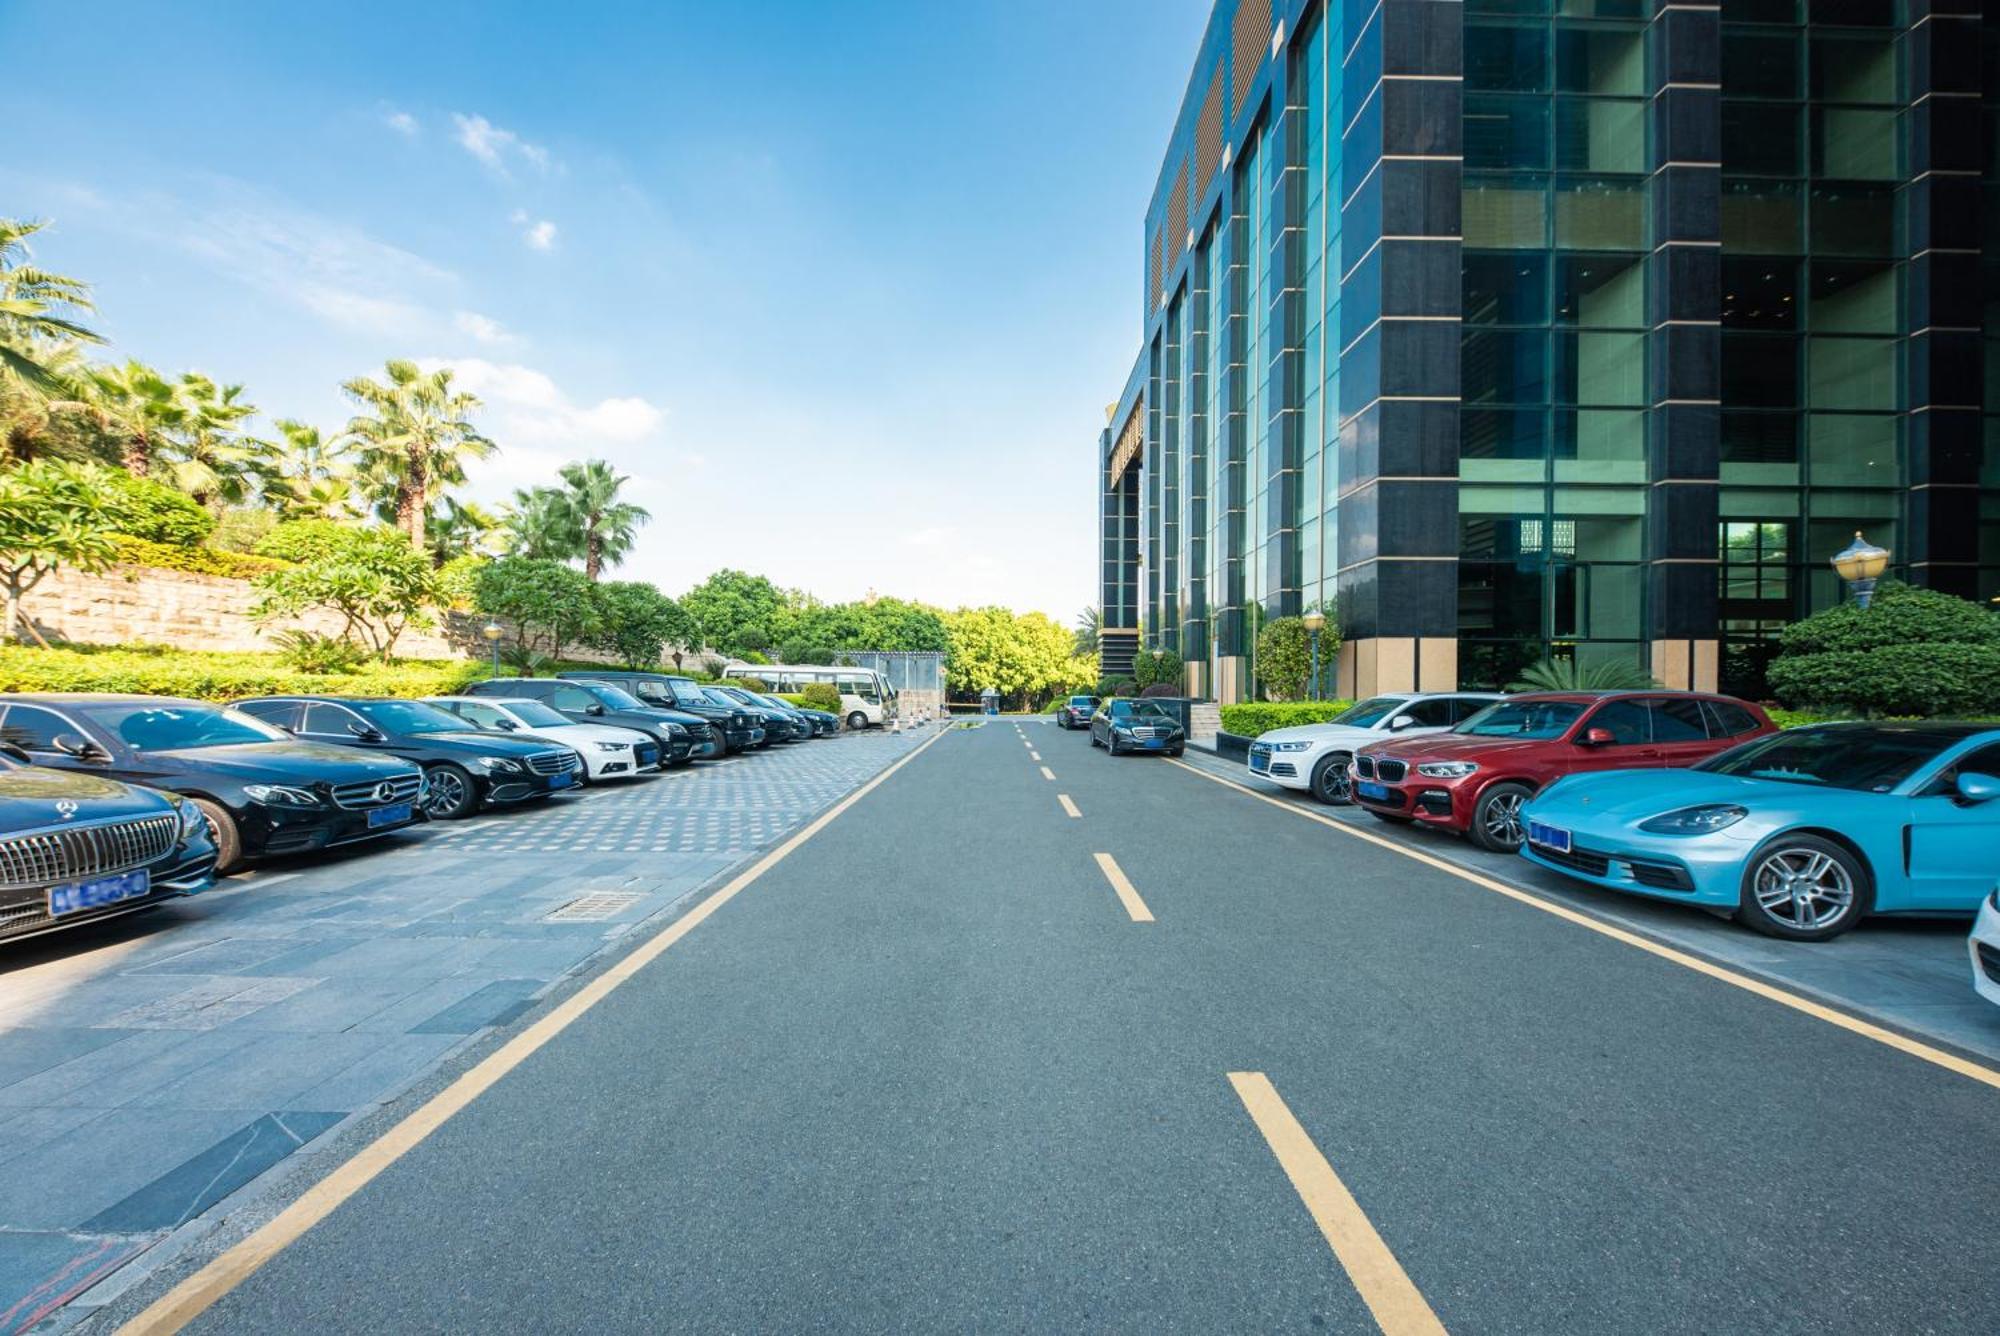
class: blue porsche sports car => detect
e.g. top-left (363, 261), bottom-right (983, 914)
top-left (1518, 722), bottom-right (2000, 941)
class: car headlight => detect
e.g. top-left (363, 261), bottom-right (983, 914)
top-left (593, 741), bottom-right (629, 752)
top-left (242, 783), bottom-right (321, 807)
top-left (1416, 761), bottom-right (1479, 779)
top-left (1638, 804), bottom-right (1748, 835)
top-left (666, 723), bottom-right (688, 738)
top-left (478, 755), bottom-right (524, 773)
top-left (175, 798), bottom-right (206, 836)
top-left (1986, 884), bottom-right (1998, 913)
top-left (1267, 740), bottom-right (1313, 753)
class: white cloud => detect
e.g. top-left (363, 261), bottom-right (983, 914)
top-left (453, 311), bottom-right (514, 345)
top-left (416, 357), bottom-right (665, 448)
top-left (452, 113), bottom-right (554, 177)
top-left (383, 109), bottom-right (418, 136)
top-left (518, 216), bottom-right (557, 251)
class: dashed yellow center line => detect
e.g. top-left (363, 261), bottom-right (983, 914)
top-left (1170, 757), bottom-right (2000, 1094)
top-left (1229, 1072), bottom-right (1448, 1336)
top-left (1092, 852), bottom-right (1153, 922)
top-left (1058, 794), bottom-right (1081, 818)
top-left (1039, 765), bottom-right (1055, 781)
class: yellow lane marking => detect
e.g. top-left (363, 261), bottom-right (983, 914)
top-left (120, 726), bottom-right (955, 1336)
top-left (1039, 766), bottom-right (1055, 781)
top-left (1092, 852), bottom-right (1154, 923)
top-left (1171, 759), bottom-right (2000, 1093)
top-left (1058, 794), bottom-right (1081, 819)
top-left (1229, 1072), bottom-right (1448, 1336)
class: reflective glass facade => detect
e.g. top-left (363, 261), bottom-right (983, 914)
top-left (1098, 0), bottom-right (2000, 702)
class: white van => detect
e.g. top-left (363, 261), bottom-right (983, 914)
top-left (744, 664), bottom-right (893, 729)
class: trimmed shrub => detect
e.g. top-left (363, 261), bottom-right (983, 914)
top-left (1767, 707), bottom-right (1847, 729)
top-left (1139, 683), bottom-right (1181, 698)
top-left (111, 535), bottom-right (290, 579)
top-left (1778, 581), bottom-right (1998, 657)
top-left (1253, 618), bottom-right (1313, 700)
top-left (1767, 642), bottom-right (2000, 719)
top-left (1112, 679), bottom-right (1139, 697)
top-left (210, 507), bottom-right (277, 554)
top-left (101, 472), bottom-right (215, 546)
top-left (254, 519), bottom-right (359, 564)
top-left (0, 646), bottom-right (484, 703)
top-left (1220, 699), bottom-right (1358, 737)
top-left (723, 675), bottom-right (771, 693)
top-left (795, 681), bottom-right (842, 714)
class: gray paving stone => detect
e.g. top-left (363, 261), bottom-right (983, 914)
top-left (0, 1030), bottom-right (257, 1110)
top-left (81, 1111), bottom-right (346, 1233)
top-left (0, 1029), bottom-right (128, 1090)
top-left (0, 1106), bottom-right (261, 1229)
top-left (0, 1232), bottom-right (151, 1333)
top-left (139, 1032), bottom-right (385, 1111)
top-left (407, 979), bottom-right (545, 1035)
top-left (287, 1033), bottom-right (465, 1112)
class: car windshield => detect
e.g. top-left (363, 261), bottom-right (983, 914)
top-left (585, 684), bottom-right (647, 710)
top-left (1454, 700), bottom-right (1586, 739)
top-left (75, 703), bottom-right (287, 751)
top-left (705, 688), bottom-right (744, 706)
top-left (502, 701), bottom-right (571, 729)
top-left (1695, 728), bottom-right (1951, 793)
top-left (350, 700), bottom-right (470, 735)
top-left (1069, 696), bottom-right (1095, 707)
top-left (1110, 701), bottom-right (1171, 719)
top-left (1330, 696), bottom-right (1408, 727)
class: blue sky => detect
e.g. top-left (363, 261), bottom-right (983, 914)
top-left (0, 0), bottom-right (1209, 620)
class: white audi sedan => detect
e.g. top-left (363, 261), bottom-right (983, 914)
top-left (426, 696), bottom-right (662, 783)
top-left (1247, 692), bottom-right (1503, 805)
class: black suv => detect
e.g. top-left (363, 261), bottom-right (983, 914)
top-left (233, 696), bottom-right (581, 820)
top-left (466, 677), bottom-right (716, 762)
top-left (557, 671), bottom-right (765, 753)
top-left (0, 694), bottom-right (424, 870)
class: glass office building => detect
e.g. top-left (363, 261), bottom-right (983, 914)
top-left (1097, 0), bottom-right (2000, 701)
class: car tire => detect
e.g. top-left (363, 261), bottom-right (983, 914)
top-left (846, 711), bottom-right (868, 731)
top-left (194, 798), bottom-right (242, 873)
top-left (1469, 782), bottom-right (1533, 852)
top-left (421, 763), bottom-right (479, 820)
top-left (1089, 730), bottom-right (1102, 748)
top-left (1169, 745), bottom-right (1185, 757)
top-left (1107, 735), bottom-right (1123, 756)
top-left (1736, 834), bottom-right (1872, 941)
top-left (1308, 753), bottom-right (1354, 806)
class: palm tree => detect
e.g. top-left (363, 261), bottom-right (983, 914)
top-left (256, 419), bottom-right (358, 518)
top-left (501, 485), bottom-right (576, 561)
top-left (0, 218), bottom-right (101, 396)
top-left (160, 374), bottom-right (258, 512)
top-left (1508, 656), bottom-right (1661, 692)
top-left (342, 359), bottom-right (494, 550)
top-left (1074, 605), bottom-right (1101, 656)
top-left (549, 458), bottom-right (649, 580)
top-left (87, 360), bottom-right (183, 477)
top-left (426, 496), bottom-right (503, 565)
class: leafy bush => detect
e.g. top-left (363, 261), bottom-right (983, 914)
top-left (254, 518), bottom-right (359, 564)
top-left (473, 557), bottom-right (599, 659)
top-left (1139, 683), bottom-right (1182, 698)
top-left (0, 645), bottom-right (483, 702)
top-left (1220, 700), bottom-right (1358, 737)
top-left (1132, 648), bottom-right (1184, 691)
top-left (1767, 707), bottom-right (1847, 729)
top-left (794, 681), bottom-right (842, 714)
top-left (738, 649), bottom-right (770, 665)
top-left (723, 675), bottom-right (771, 693)
top-left (100, 472), bottom-right (215, 546)
top-left (1254, 618), bottom-right (1313, 701)
top-left (1768, 582), bottom-right (2000, 717)
top-left (209, 507), bottom-right (277, 554)
top-left (435, 552), bottom-right (485, 612)
top-left (1509, 656), bottom-right (1659, 691)
top-left (1777, 581), bottom-right (1998, 657)
top-left (111, 535), bottom-right (289, 579)
top-left (266, 628), bottom-right (368, 674)
top-left (252, 526), bottom-right (438, 659)
top-left (1112, 678), bottom-right (1139, 697)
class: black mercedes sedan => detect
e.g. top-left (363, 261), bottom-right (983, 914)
top-left (0, 695), bottom-right (424, 871)
top-left (232, 696), bottom-right (582, 820)
top-left (751, 691), bottom-right (837, 737)
top-left (706, 686), bottom-right (808, 742)
top-left (465, 678), bottom-right (712, 762)
top-left (1054, 695), bottom-right (1098, 730)
top-left (556, 671), bottom-right (765, 753)
top-left (1089, 699), bottom-right (1187, 757)
top-left (0, 746), bottom-right (217, 943)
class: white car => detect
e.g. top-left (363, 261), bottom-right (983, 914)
top-left (1247, 692), bottom-right (1503, 805)
top-left (1971, 886), bottom-right (2000, 1008)
top-left (426, 696), bottom-right (661, 782)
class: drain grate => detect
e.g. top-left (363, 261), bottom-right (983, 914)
top-left (545, 891), bottom-right (645, 922)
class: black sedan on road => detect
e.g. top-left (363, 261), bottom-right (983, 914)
top-left (466, 678), bottom-right (712, 762)
top-left (1055, 695), bottom-right (1098, 730)
top-left (1090, 699), bottom-right (1187, 757)
top-left (0, 745), bottom-right (217, 942)
top-left (557, 671), bottom-right (766, 753)
top-left (233, 696), bottom-right (582, 821)
top-left (0, 694), bottom-right (425, 871)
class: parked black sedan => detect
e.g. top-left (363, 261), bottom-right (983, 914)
top-left (465, 678), bottom-right (712, 762)
top-left (0, 694), bottom-right (425, 871)
top-left (557, 671), bottom-right (766, 753)
top-left (1089, 699), bottom-right (1187, 757)
top-left (233, 696), bottom-right (581, 820)
top-left (706, 686), bottom-right (810, 742)
top-left (1055, 695), bottom-right (1098, 730)
top-left (0, 744), bottom-right (217, 943)
top-left (751, 691), bottom-right (837, 737)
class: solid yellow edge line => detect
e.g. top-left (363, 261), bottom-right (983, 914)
top-left (1092, 851), bottom-right (1154, 923)
top-left (119, 726), bottom-right (956, 1336)
top-left (1229, 1072), bottom-right (1448, 1336)
top-left (1173, 759), bottom-right (2000, 1093)
top-left (1058, 794), bottom-right (1081, 819)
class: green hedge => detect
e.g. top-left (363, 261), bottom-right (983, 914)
top-left (0, 646), bottom-right (485, 703)
top-left (1768, 642), bottom-right (2000, 719)
top-left (110, 536), bottom-right (290, 580)
top-left (1220, 700), bottom-right (1357, 737)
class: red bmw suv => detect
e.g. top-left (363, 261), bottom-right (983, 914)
top-left (1349, 690), bottom-right (1777, 853)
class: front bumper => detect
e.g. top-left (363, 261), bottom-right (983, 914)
top-left (1348, 774), bottom-right (1471, 830)
top-left (1969, 893), bottom-right (2000, 1008)
top-left (245, 803), bottom-right (422, 858)
top-left (485, 766), bottom-right (582, 805)
top-left (1514, 810), bottom-right (1747, 909)
top-left (0, 841), bottom-right (218, 944)
top-left (1246, 743), bottom-right (1312, 790)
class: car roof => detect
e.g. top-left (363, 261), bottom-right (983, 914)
top-left (5, 693), bottom-right (207, 705)
top-left (1792, 721), bottom-right (2000, 740)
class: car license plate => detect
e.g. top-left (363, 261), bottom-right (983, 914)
top-left (1250, 752), bottom-right (1270, 773)
top-left (1527, 821), bottom-right (1572, 853)
top-left (49, 868), bottom-right (149, 917)
top-left (367, 802), bottom-right (413, 829)
top-left (548, 771), bottom-right (573, 789)
top-left (1357, 780), bottom-right (1389, 801)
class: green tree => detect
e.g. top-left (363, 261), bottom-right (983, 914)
top-left (159, 373), bottom-right (259, 513)
top-left (1767, 581), bottom-right (2000, 717)
top-left (257, 420), bottom-right (358, 520)
top-left (501, 486), bottom-right (574, 560)
top-left (588, 581), bottom-right (695, 668)
top-left (424, 496), bottom-right (503, 566)
top-left (0, 218), bottom-right (101, 397)
top-left (99, 470), bottom-right (216, 546)
top-left (343, 359), bottom-right (495, 551)
top-left (1254, 617), bottom-right (1313, 702)
top-left (473, 555), bottom-right (600, 661)
top-left (249, 524), bottom-right (439, 659)
top-left (1074, 605), bottom-right (1101, 656)
top-left (683, 569), bottom-right (785, 656)
top-left (87, 360), bottom-right (184, 477)
top-left (942, 606), bottom-right (1095, 708)
top-left (0, 460), bottom-right (121, 641)
top-left (1509, 656), bottom-right (1659, 692)
top-left (550, 459), bottom-right (649, 580)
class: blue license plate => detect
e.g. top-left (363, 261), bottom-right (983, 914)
top-left (1357, 781), bottom-right (1390, 801)
top-left (1527, 821), bottom-right (1572, 853)
top-left (1144, 738), bottom-right (1163, 749)
top-left (1250, 752), bottom-right (1270, 773)
top-left (548, 771), bottom-right (573, 789)
top-left (49, 868), bottom-right (149, 917)
top-left (367, 802), bottom-right (413, 829)
top-left (636, 747), bottom-right (657, 767)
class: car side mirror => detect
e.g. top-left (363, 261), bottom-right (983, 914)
top-left (585, 704), bottom-right (605, 717)
top-left (496, 719), bottom-right (519, 731)
top-left (1580, 727), bottom-right (1616, 746)
top-left (347, 722), bottom-right (385, 743)
top-left (1957, 772), bottom-right (2000, 803)
top-left (1388, 715), bottom-right (1415, 731)
top-left (52, 732), bottom-right (106, 762)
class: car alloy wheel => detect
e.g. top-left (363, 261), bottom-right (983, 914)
top-left (1740, 836), bottom-right (1866, 940)
top-left (421, 764), bottom-right (477, 820)
top-left (194, 798), bottom-right (241, 873)
top-left (1472, 783), bottom-right (1532, 852)
top-left (1309, 753), bottom-right (1352, 805)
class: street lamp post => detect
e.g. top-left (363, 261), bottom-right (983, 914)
top-left (1829, 532), bottom-right (1891, 609)
top-left (1302, 609), bottom-right (1326, 702)
top-left (481, 621), bottom-right (504, 677)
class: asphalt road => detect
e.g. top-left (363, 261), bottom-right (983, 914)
top-left (124, 718), bottom-right (1998, 1334)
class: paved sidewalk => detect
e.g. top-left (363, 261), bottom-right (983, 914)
top-left (0, 725), bottom-right (934, 1333)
